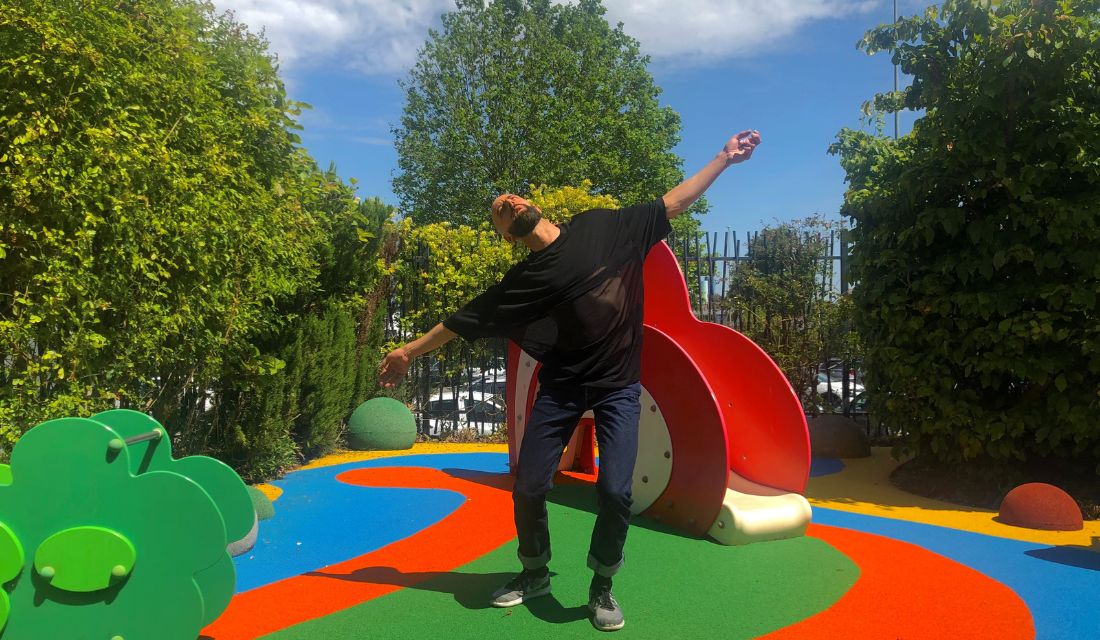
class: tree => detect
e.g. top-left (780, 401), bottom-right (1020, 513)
top-left (393, 0), bottom-right (700, 234)
top-left (0, 0), bottom-right (395, 479)
top-left (831, 0), bottom-right (1100, 469)
top-left (721, 218), bottom-right (858, 411)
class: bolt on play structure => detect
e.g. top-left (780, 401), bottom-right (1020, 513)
top-left (0, 410), bottom-right (252, 640)
top-left (506, 241), bottom-right (813, 545)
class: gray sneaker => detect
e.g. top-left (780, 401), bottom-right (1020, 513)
top-left (490, 570), bottom-right (551, 607)
top-left (588, 586), bottom-right (625, 631)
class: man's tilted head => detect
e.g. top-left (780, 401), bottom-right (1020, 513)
top-left (492, 194), bottom-right (542, 241)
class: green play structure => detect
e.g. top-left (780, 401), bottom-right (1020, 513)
top-left (347, 397), bottom-right (416, 451)
top-left (0, 409), bottom-right (252, 640)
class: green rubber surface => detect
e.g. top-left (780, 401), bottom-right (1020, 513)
top-left (263, 483), bottom-right (858, 639)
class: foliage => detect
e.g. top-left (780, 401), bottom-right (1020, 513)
top-left (0, 0), bottom-right (394, 480)
top-left (393, 0), bottom-right (702, 227)
top-left (528, 180), bottom-right (620, 224)
top-left (831, 0), bottom-right (1100, 469)
top-left (721, 217), bottom-right (859, 410)
top-left (391, 182), bottom-right (623, 340)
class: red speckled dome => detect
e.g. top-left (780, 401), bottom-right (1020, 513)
top-left (999, 483), bottom-right (1083, 531)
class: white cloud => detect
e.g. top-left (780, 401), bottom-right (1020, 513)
top-left (213, 0), bottom-right (897, 76)
top-left (599, 0), bottom-right (881, 65)
top-left (213, 0), bottom-right (452, 75)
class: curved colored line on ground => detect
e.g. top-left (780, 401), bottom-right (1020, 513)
top-left (813, 507), bottom-right (1100, 640)
top-left (252, 444), bottom-right (511, 504)
top-left (212, 450), bottom-right (1093, 639)
top-left (807, 448), bottom-right (1100, 546)
top-left (203, 466), bottom-right (516, 640)
top-left (765, 522), bottom-right (1034, 640)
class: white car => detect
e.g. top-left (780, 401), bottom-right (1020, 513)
top-left (807, 373), bottom-right (866, 413)
top-left (418, 389), bottom-right (506, 437)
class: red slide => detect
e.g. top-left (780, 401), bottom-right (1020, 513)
top-left (507, 241), bottom-right (812, 544)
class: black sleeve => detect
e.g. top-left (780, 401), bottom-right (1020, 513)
top-left (442, 282), bottom-right (507, 342)
top-left (616, 198), bottom-right (673, 252)
top-left (441, 264), bottom-right (557, 343)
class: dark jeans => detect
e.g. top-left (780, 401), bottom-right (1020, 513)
top-left (513, 382), bottom-right (641, 578)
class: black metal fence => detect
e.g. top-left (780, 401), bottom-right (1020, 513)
top-left (387, 227), bottom-right (872, 439)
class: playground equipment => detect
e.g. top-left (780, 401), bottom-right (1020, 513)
top-left (347, 397), bottom-right (416, 451)
top-left (999, 482), bottom-right (1084, 531)
top-left (0, 410), bottom-right (252, 639)
top-left (506, 241), bottom-right (812, 545)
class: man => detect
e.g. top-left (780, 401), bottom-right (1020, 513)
top-left (379, 130), bottom-right (761, 631)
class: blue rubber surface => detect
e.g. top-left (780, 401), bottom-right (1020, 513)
top-left (234, 453), bottom-right (509, 592)
top-left (809, 457), bottom-right (844, 477)
top-left (236, 450), bottom-right (1100, 640)
top-left (813, 507), bottom-right (1100, 640)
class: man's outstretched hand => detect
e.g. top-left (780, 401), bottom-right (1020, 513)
top-left (379, 348), bottom-right (412, 388)
top-left (722, 130), bottom-right (761, 165)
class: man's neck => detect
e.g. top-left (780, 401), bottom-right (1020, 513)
top-left (520, 219), bottom-right (561, 252)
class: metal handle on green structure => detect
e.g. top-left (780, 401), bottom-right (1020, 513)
top-left (107, 428), bottom-right (164, 452)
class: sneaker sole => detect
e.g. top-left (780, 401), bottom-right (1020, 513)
top-left (490, 585), bottom-right (551, 608)
top-left (591, 618), bottom-right (625, 632)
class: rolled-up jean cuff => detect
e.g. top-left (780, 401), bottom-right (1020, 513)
top-left (519, 548), bottom-right (550, 570)
top-left (587, 552), bottom-right (624, 577)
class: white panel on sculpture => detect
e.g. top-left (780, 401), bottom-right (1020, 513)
top-left (630, 386), bottom-right (672, 514)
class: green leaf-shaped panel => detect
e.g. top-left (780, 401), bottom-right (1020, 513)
top-left (0, 521), bottom-right (24, 583)
top-left (34, 526), bottom-right (135, 592)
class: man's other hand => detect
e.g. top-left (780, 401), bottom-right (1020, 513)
top-left (379, 348), bottom-right (412, 387)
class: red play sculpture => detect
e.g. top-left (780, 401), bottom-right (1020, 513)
top-left (506, 241), bottom-right (812, 545)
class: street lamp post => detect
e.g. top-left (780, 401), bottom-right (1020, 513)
top-left (893, 0), bottom-right (899, 139)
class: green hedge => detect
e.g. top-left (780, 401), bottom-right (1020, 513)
top-left (0, 0), bottom-right (393, 479)
top-left (832, 0), bottom-right (1100, 470)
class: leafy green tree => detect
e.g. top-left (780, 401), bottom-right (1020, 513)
top-left (831, 0), bottom-right (1100, 469)
top-left (393, 0), bottom-right (701, 234)
top-left (0, 0), bottom-right (395, 479)
top-left (0, 0), bottom-right (314, 445)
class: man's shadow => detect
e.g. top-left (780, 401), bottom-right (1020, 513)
top-left (304, 466), bottom-right (700, 625)
top-left (305, 566), bottom-right (588, 624)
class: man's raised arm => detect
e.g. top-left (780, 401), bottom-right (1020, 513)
top-left (662, 130), bottom-right (761, 220)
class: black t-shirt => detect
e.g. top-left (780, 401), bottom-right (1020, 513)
top-left (443, 199), bottom-right (673, 388)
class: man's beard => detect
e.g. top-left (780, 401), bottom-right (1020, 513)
top-left (509, 207), bottom-right (541, 238)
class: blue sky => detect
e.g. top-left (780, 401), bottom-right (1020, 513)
top-left (217, 0), bottom-right (926, 232)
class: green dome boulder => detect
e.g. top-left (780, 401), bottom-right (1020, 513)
top-left (347, 397), bottom-right (416, 451)
top-left (246, 486), bottom-right (275, 521)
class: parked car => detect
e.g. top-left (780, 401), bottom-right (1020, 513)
top-left (806, 372), bottom-right (866, 414)
top-left (817, 359), bottom-right (863, 385)
top-left (417, 389), bottom-right (506, 437)
top-left (468, 375), bottom-right (507, 397)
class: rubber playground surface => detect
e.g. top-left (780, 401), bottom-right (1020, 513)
top-left (202, 445), bottom-right (1100, 640)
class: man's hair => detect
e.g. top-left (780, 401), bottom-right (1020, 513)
top-left (508, 203), bottom-right (542, 238)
